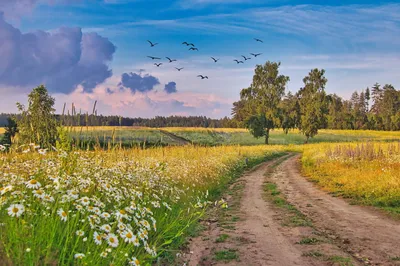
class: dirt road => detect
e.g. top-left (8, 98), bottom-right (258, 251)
top-left (184, 155), bottom-right (400, 266)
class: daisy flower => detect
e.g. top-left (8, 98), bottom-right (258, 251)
top-left (80, 197), bottom-right (90, 206)
top-left (57, 208), bottom-right (68, 222)
top-left (0, 185), bottom-right (13, 195)
top-left (107, 233), bottom-right (119, 248)
top-left (93, 231), bottom-right (102, 245)
top-left (32, 189), bottom-right (45, 199)
top-left (76, 230), bottom-right (85, 237)
top-left (100, 251), bottom-right (108, 258)
top-left (74, 253), bottom-right (85, 259)
top-left (115, 209), bottom-right (129, 219)
top-left (7, 204), bottom-right (25, 218)
top-left (43, 194), bottom-right (54, 202)
top-left (100, 212), bottom-right (111, 220)
top-left (128, 257), bottom-right (140, 266)
top-left (121, 230), bottom-right (136, 244)
top-left (100, 224), bottom-right (112, 233)
top-left (25, 179), bottom-right (41, 189)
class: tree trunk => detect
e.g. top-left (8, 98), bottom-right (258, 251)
top-left (265, 129), bottom-right (270, 144)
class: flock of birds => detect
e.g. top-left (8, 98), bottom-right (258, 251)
top-left (146, 38), bottom-right (264, 80)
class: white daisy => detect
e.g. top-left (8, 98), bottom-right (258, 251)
top-left (7, 204), bottom-right (25, 218)
top-left (107, 233), bottom-right (119, 248)
top-left (121, 230), bottom-right (136, 244)
top-left (80, 197), bottom-right (90, 206)
top-left (100, 212), bottom-right (111, 220)
top-left (25, 179), bottom-right (41, 189)
top-left (74, 253), bottom-right (85, 259)
top-left (128, 257), bottom-right (140, 266)
top-left (57, 208), bottom-right (68, 222)
top-left (32, 189), bottom-right (45, 199)
top-left (93, 231), bottom-right (102, 245)
top-left (100, 224), bottom-right (112, 233)
top-left (100, 251), bottom-right (108, 258)
top-left (76, 230), bottom-right (85, 237)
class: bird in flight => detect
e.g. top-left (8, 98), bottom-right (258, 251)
top-left (242, 55), bottom-right (251, 61)
top-left (166, 57), bottom-right (177, 63)
top-left (189, 47), bottom-right (199, 51)
top-left (147, 40), bottom-right (158, 47)
top-left (234, 59), bottom-right (244, 64)
top-left (182, 42), bottom-right (195, 47)
top-left (254, 38), bottom-right (263, 43)
top-left (197, 75), bottom-right (208, 79)
top-left (250, 53), bottom-right (262, 57)
top-left (147, 56), bottom-right (161, 60)
top-left (154, 63), bottom-right (162, 67)
top-left (211, 57), bottom-right (219, 63)
top-left (175, 67), bottom-right (184, 71)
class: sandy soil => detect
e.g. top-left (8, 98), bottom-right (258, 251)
top-left (184, 155), bottom-right (400, 266)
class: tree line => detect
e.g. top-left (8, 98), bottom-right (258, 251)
top-left (232, 61), bottom-right (400, 143)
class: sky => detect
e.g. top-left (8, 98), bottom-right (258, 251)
top-left (0, 0), bottom-right (399, 118)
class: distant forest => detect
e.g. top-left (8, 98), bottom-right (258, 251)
top-left (1, 82), bottom-right (399, 131)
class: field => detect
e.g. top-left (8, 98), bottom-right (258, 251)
top-left (1, 127), bottom-right (400, 265)
top-left (0, 144), bottom-right (287, 265)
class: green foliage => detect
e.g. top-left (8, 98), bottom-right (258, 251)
top-left (1, 117), bottom-right (18, 146)
top-left (56, 126), bottom-right (71, 152)
top-left (16, 85), bottom-right (58, 149)
top-left (298, 69), bottom-right (328, 143)
top-left (214, 249), bottom-right (239, 261)
top-left (240, 61), bottom-right (290, 144)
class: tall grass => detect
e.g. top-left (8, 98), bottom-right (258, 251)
top-left (0, 145), bottom-right (286, 265)
top-left (301, 142), bottom-right (400, 213)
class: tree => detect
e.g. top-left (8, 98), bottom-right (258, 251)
top-left (298, 69), bottom-right (328, 143)
top-left (279, 92), bottom-right (300, 134)
top-left (240, 61), bottom-right (290, 144)
top-left (1, 117), bottom-right (19, 145)
top-left (16, 85), bottom-right (58, 149)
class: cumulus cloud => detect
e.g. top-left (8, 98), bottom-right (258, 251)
top-left (0, 14), bottom-right (116, 94)
top-left (118, 72), bottom-right (160, 93)
top-left (164, 81), bottom-right (177, 94)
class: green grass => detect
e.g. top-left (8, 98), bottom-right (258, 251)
top-left (215, 234), bottom-right (229, 243)
top-left (214, 249), bottom-right (239, 262)
top-left (264, 182), bottom-right (312, 227)
top-left (327, 255), bottom-right (353, 266)
top-left (302, 250), bottom-right (324, 258)
top-left (296, 237), bottom-right (321, 245)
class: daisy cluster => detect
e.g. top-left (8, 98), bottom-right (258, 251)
top-left (0, 145), bottom-right (282, 265)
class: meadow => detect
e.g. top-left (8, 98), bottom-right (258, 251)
top-left (1, 126), bottom-right (400, 265)
top-left (301, 142), bottom-right (400, 215)
top-left (0, 144), bottom-right (287, 265)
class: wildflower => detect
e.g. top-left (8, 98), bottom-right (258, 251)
top-left (38, 149), bottom-right (47, 155)
top-left (100, 212), bottom-right (111, 219)
top-left (7, 204), bottom-right (25, 218)
top-left (115, 209), bottom-right (129, 219)
top-left (121, 230), bottom-right (136, 244)
top-left (1, 185), bottom-right (13, 195)
top-left (107, 233), bottom-right (119, 248)
top-left (0, 145), bottom-right (6, 151)
top-left (76, 230), bottom-right (85, 237)
top-left (100, 251), bottom-right (108, 258)
top-left (93, 231), bottom-right (102, 245)
top-left (80, 197), bottom-right (90, 206)
top-left (43, 194), bottom-right (55, 202)
top-left (100, 224), bottom-right (112, 233)
top-left (26, 248), bottom-right (31, 253)
top-left (32, 189), bottom-right (45, 199)
top-left (57, 208), bottom-right (68, 222)
top-left (74, 253), bottom-right (85, 259)
top-left (140, 220), bottom-right (151, 230)
top-left (117, 222), bottom-right (126, 231)
top-left (25, 179), bottom-right (41, 189)
top-left (128, 257), bottom-right (140, 266)
top-left (83, 237), bottom-right (87, 242)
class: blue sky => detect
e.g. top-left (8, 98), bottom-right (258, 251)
top-left (0, 0), bottom-right (399, 118)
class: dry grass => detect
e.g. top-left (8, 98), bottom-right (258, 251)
top-left (301, 142), bottom-right (400, 212)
